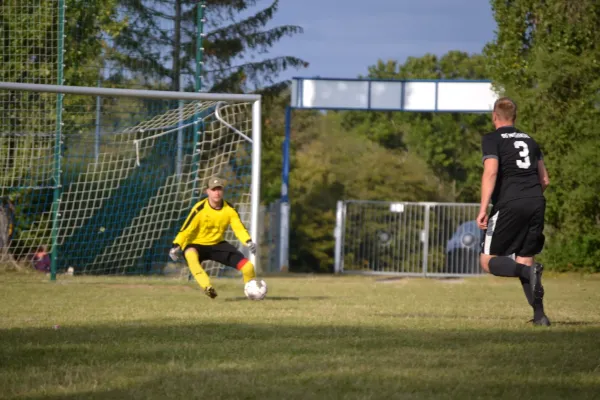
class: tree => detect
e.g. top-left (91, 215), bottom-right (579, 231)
top-left (112, 0), bottom-right (307, 92)
top-left (0, 0), bottom-right (124, 185)
top-left (484, 0), bottom-right (600, 271)
top-left (0, 0), bottom-right (125, 260)
top-left (341, 52), bottom-right (492, 202)
top-left (64, 0), bottom-right (126, 86)
top-left (258, 90), bottom-right (322, 204)
top-left (288, 112), bottom-right (444, 272)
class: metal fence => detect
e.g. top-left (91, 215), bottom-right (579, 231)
top-left (334, 200), bottom-right (485, 277)
top-left (258, 200), bottom-right (282, 274)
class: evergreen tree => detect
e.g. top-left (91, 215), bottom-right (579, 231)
top-left (112, 0), bottom-right (307, 92)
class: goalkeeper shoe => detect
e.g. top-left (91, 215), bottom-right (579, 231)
top-left (204, 286), bottom-right (218, 299)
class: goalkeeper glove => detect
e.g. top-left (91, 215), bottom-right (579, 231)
top-left (169, 245), bottom-right (181, 262)
top-left (246, 240), bottom-right (257, 255)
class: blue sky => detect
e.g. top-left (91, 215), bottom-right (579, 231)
top-left (256, 0), bottom-right (497, 81)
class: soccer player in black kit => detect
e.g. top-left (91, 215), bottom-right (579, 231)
top-left (477, 97), bottom-right (551, 326)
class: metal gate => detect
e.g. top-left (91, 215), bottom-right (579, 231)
top-left (334, 201), bottom-right (484, 277)
top-left (258, 201), bottom-right (282, 274)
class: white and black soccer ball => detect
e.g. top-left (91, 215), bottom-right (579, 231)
top-left (244, 279), bottom-right (268, 300)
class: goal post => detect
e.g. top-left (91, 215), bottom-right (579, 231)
top-left (0, 82), bottom-right (261, 279)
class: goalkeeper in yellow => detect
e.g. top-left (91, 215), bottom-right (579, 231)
top-left (169, 176), bottom-right (257, 299)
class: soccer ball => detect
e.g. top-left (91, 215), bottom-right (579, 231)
top-left (244, 279), bottom-right (268, 300)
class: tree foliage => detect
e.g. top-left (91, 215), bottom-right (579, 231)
top-left (484, 0), bottom-right (600, 271)
top-left (65, 0), bottom-right (125, 86)
top-left (112, 0), bottom-right (307, 92)
top-left (288, 112), bottom-right (444, 272)
top-left (341, 52), bottom-right (492, 202)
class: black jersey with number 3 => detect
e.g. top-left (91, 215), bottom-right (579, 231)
top-left (481, 126), bottom-right (544, 206)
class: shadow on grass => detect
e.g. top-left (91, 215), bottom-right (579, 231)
top-left (377, 313), bottom-right (600, 326)
top-left (552, 320), bottom-right (600, 326)
top-left (376, 312), bottom-right (522, 321)
top-left (1, 322), bottom-right (599, 400)
top-left (224, 296), bottom-right (330, 302)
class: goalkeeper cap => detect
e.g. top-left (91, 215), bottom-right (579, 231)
top-left (207, 176), bottom-right (225, 189)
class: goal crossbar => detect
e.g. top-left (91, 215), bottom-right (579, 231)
top-left (0, 82), bottom-right (261, 102)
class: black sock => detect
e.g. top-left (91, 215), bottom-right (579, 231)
top-left (533, 301), bottom-right (545, 320)
top-left (519, 276), bottom-right (534, 307)
top-left (489, 257), bottom-right (531, 279)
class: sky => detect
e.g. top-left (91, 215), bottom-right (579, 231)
top-left (255, 0), bottom-right (497, 81)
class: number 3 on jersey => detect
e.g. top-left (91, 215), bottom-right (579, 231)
top-left (514, 141), bottom-right (531, 169)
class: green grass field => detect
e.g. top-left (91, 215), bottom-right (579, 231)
top-left (1, 271), bottom-right (599, 399)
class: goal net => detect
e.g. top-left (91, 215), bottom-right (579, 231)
top-left (0, 83), bottom-right (261, 277)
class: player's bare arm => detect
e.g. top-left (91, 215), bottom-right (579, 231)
top-left (477, 158), bottom-right (499, 230)
top-left (538, 160), bottom-right (550, 192)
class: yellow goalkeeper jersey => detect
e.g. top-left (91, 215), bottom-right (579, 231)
top-left (173, 198), bottom-right (251, 249)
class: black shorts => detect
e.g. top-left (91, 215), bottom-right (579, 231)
top-left (482, 198), bottom-right (546, 257)
top-left (184, 241), bottom-right (247, 269)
